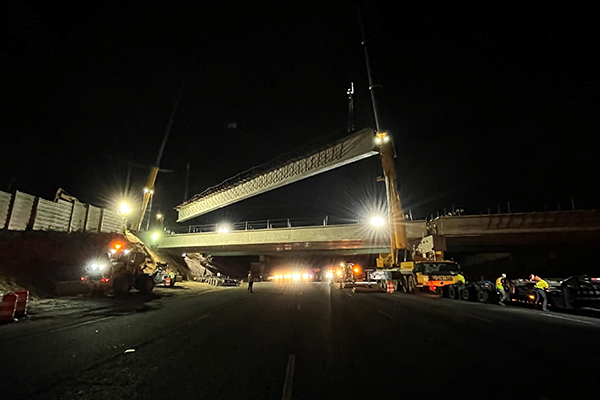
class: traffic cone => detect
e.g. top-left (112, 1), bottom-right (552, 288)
top-left (14, 290), bottom-right (29, 318)
top-left (165, 277), bottom-right (171, 287)
top-left (1, 293), bottom-right (18, 323)
top-left (387, 281), bottom-right (394, 294)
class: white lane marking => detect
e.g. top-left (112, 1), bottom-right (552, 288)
top-left (44, 315), bottom-right (116, 334)
top-left (378, 310), bottom-right (395, 320)
top-left (345, 293), bottom-right (353, 298)
top-left (540, 313), bottom-right (596, 326)
top-left (191, 313), bottom-right (212, 324)
top-left (282, 354), bottom-right (296, 400)
top-left (457, 313), bottom-right (494, 323)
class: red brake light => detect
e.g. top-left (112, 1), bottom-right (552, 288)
top-left (81, 277), bottom-right (86, 281)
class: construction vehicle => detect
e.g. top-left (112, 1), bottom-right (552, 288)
top-left (151, 262), bottom-right (176, 287)
top-left (81, 239), bottom-right (155, 296)
top-left (371, 131), bottom-right (463, 294)
top-left (448, 274), bottom-right (600, 310)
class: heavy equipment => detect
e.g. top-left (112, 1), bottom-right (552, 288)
top-left (81, 239), bottom-right (155, 296)
top-left (372, 131), bottom-right (463, 294)
top-left (448, 274), bottom-right (600, 310)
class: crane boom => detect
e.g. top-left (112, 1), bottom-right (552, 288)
top-left (375, 132), bottom-right (408, 266)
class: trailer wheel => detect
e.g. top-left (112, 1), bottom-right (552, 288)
top-left (448, 285), bottom-right (458, 299)
top-left (461, 287), bottom-right (472, 301)
top-left (477, 289), bottom-right (490, 303)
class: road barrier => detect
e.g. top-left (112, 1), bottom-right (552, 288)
top-left (387, 281), bottom-right (394, 294)
top-left (14, 290), bottom-right (29, 318)
top-left (0, 293), bottom-right (18, 323)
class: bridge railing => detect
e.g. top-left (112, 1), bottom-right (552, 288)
top-left (171, 217), bottom-right (363, 234)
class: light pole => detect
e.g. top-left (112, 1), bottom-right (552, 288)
top-left (156, 213), bottom-right (164, 231)
top-left (119, 202), bottom-right (132, 230)
top-left (143, 188), bottom-right (154, 231)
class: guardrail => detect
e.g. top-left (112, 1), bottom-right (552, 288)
top-left (171, 217), bottom-right (363, 234)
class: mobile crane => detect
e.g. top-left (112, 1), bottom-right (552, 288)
top-left (372, 131), bottom-right (463, 294)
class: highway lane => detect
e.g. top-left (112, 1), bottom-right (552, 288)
top-left (1, 282), bottom-right (598, 399)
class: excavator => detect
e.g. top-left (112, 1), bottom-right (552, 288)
top-left (373, 131), bottom-right (463, 294)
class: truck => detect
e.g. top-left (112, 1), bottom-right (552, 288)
top-left (81, 239), bottom-right (155, 296)
top-left (371, 131), bottom-right (464, 294)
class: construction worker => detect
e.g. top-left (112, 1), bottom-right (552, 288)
top-left (530, 274), bottom-right (549, 311)
top-left (496, 273), bottom-right (509, 305)
top-left (169, 271), bottom-right (176, 287)
top-left (456, 273), bottom-right (465, 285)
top-left (247, 271), bottom-right (254, 293)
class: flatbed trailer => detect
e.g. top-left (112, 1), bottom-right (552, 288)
top-left (445, 275), bottom-right (600, 310)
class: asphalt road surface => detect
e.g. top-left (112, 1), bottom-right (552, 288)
top-left (1, 281), bottom-right (599, 400)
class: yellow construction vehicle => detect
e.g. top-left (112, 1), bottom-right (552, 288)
top-left (373, 132), bottom-right (463, 294)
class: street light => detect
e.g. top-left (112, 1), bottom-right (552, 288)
top-left (120, 202), bottom-right (131, 216)
top-left (143, 188), bottom-right (155, 231)
top-left (370, 216), bottom-right (385, 227)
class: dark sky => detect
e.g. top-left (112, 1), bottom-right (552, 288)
top-left (1, 1), bottom-right (598, 228)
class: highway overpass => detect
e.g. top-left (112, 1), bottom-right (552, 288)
top-left (158, 210), bottom-right (600, 256)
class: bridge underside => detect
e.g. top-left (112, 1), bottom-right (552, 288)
top-left (163, 242), bottom-right (390, 257)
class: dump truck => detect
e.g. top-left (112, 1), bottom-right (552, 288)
top-left (81, 239), bottom-right (155, 296)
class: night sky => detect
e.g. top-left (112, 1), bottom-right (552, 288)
top-left (1, 1), bottom-right (598, 229)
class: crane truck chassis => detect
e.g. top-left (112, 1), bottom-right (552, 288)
top-left (371, 260), bottom-right (463, 294)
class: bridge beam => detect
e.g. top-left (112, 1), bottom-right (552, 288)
top-left (176, 128), bottom-right (378, 222)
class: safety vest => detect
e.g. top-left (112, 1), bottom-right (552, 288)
top-left (535, 279), bottom-right (548, 290)
top-left (496, 277), bottom-right (504, 290)
top-left (456, 274), bottom-right (465, 284)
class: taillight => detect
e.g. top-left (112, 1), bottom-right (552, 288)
top-left (81, 277), bottom-right (86, 281)
top-left (102, 278), bottom-right (110, 283)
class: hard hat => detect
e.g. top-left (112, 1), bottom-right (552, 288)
top-left (501, 273), bottom-right (506, 278)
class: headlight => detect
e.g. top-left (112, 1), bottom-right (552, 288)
top-left (89, 263), bottom-right (105, 271)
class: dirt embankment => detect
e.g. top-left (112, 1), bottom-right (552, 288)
top-left (0, 231), bottom-right (124, 298)
top-left (0, 230), bottom-right (191, 298)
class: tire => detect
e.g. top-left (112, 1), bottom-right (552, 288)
top-left (137, 275), bottom-right (155, 294)
top-left (442, 286), bottom-right (449, 298)
top-left (448, 285), bottom-right (458, 299)
top-left (406, 275), bottom-right (415, 294)
top-left (113, 276), bottom-right (130, 297)
top-left (477, 289), bottom-right (490, 303)
top-left (461, 287), bottom-right (472, 301)
top-left (433, 287), bottom-right (443, 296)
top-left (401, 276), bottom-right (408, 293)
